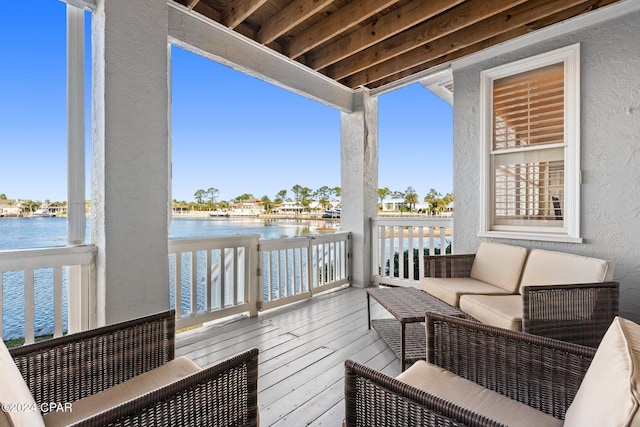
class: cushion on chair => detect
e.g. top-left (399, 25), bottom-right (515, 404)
top-left (422, 277), bottom-right (512, 308)
top-left (470, 242), bottom-right (528, 293)
top-left (519, 249), bottom-right (614, 294)
top-left (397, 360), bottom-right (562, 427)
top-left (459, 294), bottom-right (523, 331)
top-left (0, 340), bottom-right (45, 427)
top-left (564, 316), bottom-right (640, 427)
top-left (42, 356), bottom-right (202, 427)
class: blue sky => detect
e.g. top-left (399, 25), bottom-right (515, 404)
top-left (0, 1), bottom-right (453, 204)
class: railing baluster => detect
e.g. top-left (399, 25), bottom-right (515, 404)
top-left (205, 249), bottom-right (212, 312)
top-left (379, 226), bottom-right (386, 278)
top-left (429, 227), bottom-right (436, 256)
top-left (175, 253), bottom-right (182, 318)
top-left (54, 267), bottom-right (63, 338)
top-left (285, 248), bottom-right (290, 297)
top-left (24, 269), bottom-right (35, 345)
top-left (398, 227), bottom-right (404, 280)
top-left (220, 248), bottom-right (226, 308)
top-left (266, 251), bottom-right (272, 302)
top-left (191, 251), bottom-right (197, 315)
top-left (234, 247), bottom-right (240, 305)
top-left (418, 226), bottom-right (425, 280)
top-left (0, 273), bottom-right (3, 336)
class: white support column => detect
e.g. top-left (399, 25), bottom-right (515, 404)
top-left (66, 5), bottom-right (89, 333)
top-left (92, 0), bottom-right (170, 325)
top-left (67, 5), bottom-right (85, 246)
top-left (340, 89), bottom-right (378, 288)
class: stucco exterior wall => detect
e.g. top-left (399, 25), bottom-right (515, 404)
top-left (453, 10), bottom-right (640, 320)
top-left (92, 0), bottom-right (170, 325)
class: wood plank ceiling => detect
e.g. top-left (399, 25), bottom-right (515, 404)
top-left (172, 0), bottom-right (621, 90)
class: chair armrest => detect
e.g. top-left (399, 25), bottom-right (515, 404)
top-left (344, 359), bottom-right (505, 427)
top-left (522, 281), bottom-right (619, 347)
top-left (424, 253), bottom-right (475, 278)
top-left (426, 312), bottom-right (595, 420)
top-left (10, 310), bottom-right (175, 406)
top-left (68, 348), bottom-right (259, 427)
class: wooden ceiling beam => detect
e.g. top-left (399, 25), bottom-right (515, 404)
top-left (371, 28), bottom-right (530, 89)
top-left (305, 0), bottom-right (463, 71)
top-left (285, 0), bottom-right (401, 60)
top-left (369, 0), bottom-right (617, 89)
top-left (256, 0), bottom-right (335, 45)
top-left (345, 0), bottom-right (594, 88)
top-left (326, 0), bottom-right (528, 81)
top-left (222, 0), bottom-right (269, 29)
top-left (191, 1), bottom-right (221, 20)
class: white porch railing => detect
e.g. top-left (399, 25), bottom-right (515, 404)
top-left (0, 245), bottom-right (97, 344)
top-left (371, 217), bottom-right (453, 287)
top-left (168, 232), bottom-right (351, 329)
top-left (259, 232), bottom-right (350, 311)
top-left (168, 235), bottom-right (260, 330)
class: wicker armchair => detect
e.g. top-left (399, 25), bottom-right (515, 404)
top-left (424, 252), bottom-right (619, 347)
top-left (345, 312), bottom-right (596, 427)
top-left (7, 310), bottom-right (259, 427)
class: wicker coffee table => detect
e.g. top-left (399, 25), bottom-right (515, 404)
top-left (367, 286), bottom-right (464, 371)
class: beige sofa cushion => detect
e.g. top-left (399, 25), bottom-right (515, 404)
top-left (459, 294), bottom-right (523, 331)
top-left (519, 249), bottom-right (614, 293)
top-left (421, 277), bottom-right (512, 307)
top-left (564, 317), bottom-right (640, 427)
top-left (43, 356), bottom-right (201, 427)
top-left (397, 360), bottom-right (562, 427)
top-left (470, 242), bottom-right (528, 293)
top-left (0, 340), bottom-right (45, 427)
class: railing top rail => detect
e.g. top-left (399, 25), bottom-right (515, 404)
top-left (168, 235), bottom-right (261, 252)
top-left (258, 232), bottom-right (350, 249)
top-left (371, 216), bottom-right (453, 226)
top-left (0, 245), bottom-right (97, 271)
top-left (312, 231), bottom-right (350, 243)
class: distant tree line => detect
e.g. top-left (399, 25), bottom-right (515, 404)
top-left (377, 186), bottom-right (453, 215)
top-left (174, 185), bottom-right (342, 213)
top-left (174, 185), bottom-right (452, 214)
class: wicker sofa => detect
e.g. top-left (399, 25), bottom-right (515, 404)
top-left (422, 242), bottom-right (619, 347)
top-left (345, 312), bottom-right (640, 427)
top-left (1, 310), bottom-right (259, 427)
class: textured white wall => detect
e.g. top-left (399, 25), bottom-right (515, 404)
top-left (92, 0), bottom-right (170, 325)
top-left (453, 10), bottom-right (640, 320)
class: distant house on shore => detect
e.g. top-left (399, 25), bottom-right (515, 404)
top-left (0, 199), bottom-right (22, 217)
top-left (230, 198), bottom-right (263, 216)
top-left (273, 201), bottom-right (305, 215)
top-left (381, 198), bottom-right (430, 213)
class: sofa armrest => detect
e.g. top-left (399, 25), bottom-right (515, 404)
top-left (426, 312), bottom-right (595, 420)
top-left (424, 254), bottom-right (475, 278)
top-left (344, 359), bottom-right (504, 427)
top-left (522, 282), bottom-right (620, 348)
top-left (68, 348), bottom-right (259, 427)
top-left (10, 310), bottom-right (175, 406)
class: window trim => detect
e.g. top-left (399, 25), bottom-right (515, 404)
top-left (479, 44), bottom-right (582, 243)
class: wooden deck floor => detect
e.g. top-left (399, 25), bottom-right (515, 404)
top-left (175, 286), bottom-right (401, 426)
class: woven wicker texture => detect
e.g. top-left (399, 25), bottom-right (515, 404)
top-left (424, 253), bottom-right (619, 347)
top-left (345, 312), bottom-right (597, 426)
top-left (9, 310), bottom-right (259, 427)
top-left (367, 287), bottom-right (465, 369)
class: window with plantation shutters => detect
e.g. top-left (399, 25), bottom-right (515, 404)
top-left (480, 44), bottom-right (582, 243)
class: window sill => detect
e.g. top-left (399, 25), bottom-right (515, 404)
top-left (478, 231), bottom-right (583, 244)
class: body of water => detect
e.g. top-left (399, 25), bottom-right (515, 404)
top-left (0, 217), bottom-right (332, 340)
